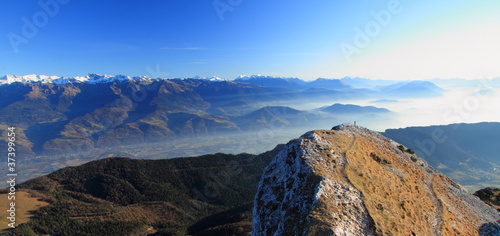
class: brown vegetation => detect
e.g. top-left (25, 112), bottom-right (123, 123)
top-left (0, 191), bottom-right (49, 232)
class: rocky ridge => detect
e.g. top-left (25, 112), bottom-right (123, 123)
top-left (252, 124), bottom-right (500, 235)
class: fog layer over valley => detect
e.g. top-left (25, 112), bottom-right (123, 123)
top-left (1, 74), bottom-right (499, 189)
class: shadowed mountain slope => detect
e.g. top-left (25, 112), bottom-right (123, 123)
top-left (7, 146), bottom-right (282, 236)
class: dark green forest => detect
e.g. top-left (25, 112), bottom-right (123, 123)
top-left (7, 145), bottom-right (283, 236)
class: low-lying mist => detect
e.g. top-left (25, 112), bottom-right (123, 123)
top-left (5, 79), bottom-right (500, 187)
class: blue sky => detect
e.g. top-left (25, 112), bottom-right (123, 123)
top-left (1, 0), bottom-right (499, 80)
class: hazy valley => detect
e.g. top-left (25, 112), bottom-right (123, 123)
top-left (1, 75), bottom-right (500, 189)
top-left (1, 74), bottom-right (500, 235)
top-left (3, 125), bottom-right (499, 235)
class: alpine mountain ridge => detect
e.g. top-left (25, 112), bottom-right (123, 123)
top-left (252, 124), bottom-right (500, 235)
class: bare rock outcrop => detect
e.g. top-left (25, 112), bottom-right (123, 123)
top-left (252, 124), bottom-right (500, 235)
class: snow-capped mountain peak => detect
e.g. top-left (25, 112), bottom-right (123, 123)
top-left (192, 75), bottom-right (226, 81)
top-left (1, 74), bottom-right (61, 84)
top-left (236, 74), bottom-right (280, 80)
top-left (0, 74), bottom-right (232, 85)
top-left (235, 74), bottom-right (304, 82)
top-left (0, 74), bottom-right (156, 85)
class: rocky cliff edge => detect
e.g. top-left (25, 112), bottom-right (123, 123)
top-left (252, 124), bottom-right (500, 235)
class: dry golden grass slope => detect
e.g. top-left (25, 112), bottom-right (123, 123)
top-left (253, 124), bottom-right (500, 235)
top-left (0, 191), bottom-right (49, 232)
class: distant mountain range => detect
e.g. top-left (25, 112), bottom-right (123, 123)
top-left (383, 122), bottom-right (500, 191)
top-left (0, 74), bottom-right (420, 158)
top-left (234, 75), bottom-right (307, 90)
top-left (0, 74), bottom-right (462, 190)
top-left (1, 74), bottom-right (444, 97)
top-left (235, 75), bottom-right (351, 91)
top-left (234, 75), bottom-right (444, 98)
top-left (379, 80), bottom-right (445, 98)
top-left (430, 78), bottom-right (500, 88)
top-left (231, 106), bottom-right (326, 131)
top-left (319, 103), bottom-right (391, 114)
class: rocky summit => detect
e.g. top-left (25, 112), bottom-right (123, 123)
top-left (252, 124), bottom-right (500, 235)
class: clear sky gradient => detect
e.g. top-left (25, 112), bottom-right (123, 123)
top-left (1, 0), bottom-right (499, 80)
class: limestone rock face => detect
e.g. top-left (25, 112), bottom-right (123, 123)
top-left (252, 124), bottom-right (500, 235)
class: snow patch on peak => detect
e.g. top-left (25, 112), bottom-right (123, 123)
top-left (192, 75), bottom-right (225, 81)
top-left (237, 74), bottom-right (262, 80)
top-left (1, 74), bottom-right (61, 84)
